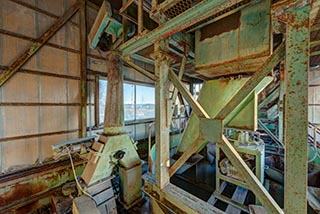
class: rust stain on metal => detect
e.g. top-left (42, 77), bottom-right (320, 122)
top-left (200, 11), bottom-right (241, 41)
top-left (0, 183), bottom-right (47, 207)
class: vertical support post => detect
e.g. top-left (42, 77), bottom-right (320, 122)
top-left (138, 0), bottom-right (143, 34)
top-left (79, 0), bottom-right (87, 137)
top-left (284, 5), bottom-right (310, 214)
top-left (155, 40), bottom-right (170, 189)
top-left (104, 52), bottom-right (125, 135)
top-left (278, 63), bottom-right (285, 143)
top-left (122, 0), bottom-right (128, 42)
top-left (94, 75), bottom-right (100, 127)
top-left (152, 0), bottom-right (157, 12)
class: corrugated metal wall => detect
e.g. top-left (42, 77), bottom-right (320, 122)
top-left (309, 69), bottom-right (320, 125)
top-left (0, 0), bottom-right (156, 172)
top-left (0, 0), bottom-right (83, 172)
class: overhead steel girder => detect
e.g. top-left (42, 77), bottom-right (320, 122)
top-left (119, 0), bottom-right (254, 55)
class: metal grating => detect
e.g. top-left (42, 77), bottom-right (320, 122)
top-left (163, 0), bottom-right (200, 19)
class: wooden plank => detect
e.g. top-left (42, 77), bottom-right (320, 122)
top-left (73, 195), bottom-right (100, 214)
top-left (93, 188), bottom-right (114, 206)
top-left (0, 1), bottom-right (81, 86)
top-left (87, 176), bottom-right (113, 195)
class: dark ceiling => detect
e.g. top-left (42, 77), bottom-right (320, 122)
top-left (89, 0), bottom-right (122, 10)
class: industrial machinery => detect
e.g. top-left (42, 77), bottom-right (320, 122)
top-left (55, 0), bottom-right (316, 213)
top-left (54, 1), bottom-right (142, 213)
top-left (215, 131), bottom-right (265, 212)
top-left (116, 0), bottom-right (313, 213)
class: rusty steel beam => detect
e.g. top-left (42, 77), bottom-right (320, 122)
top-left (0, 1), bottom-right (81, 87)
top-left (284, 5), bottom-right (309, 214)
top-left (168, 53), bottom-right (187, 122)
top-left (138, 0), bottom-right (143, 34)
top-left (79, 0), bottom-right (87, 138)
top-left (0, 159), bottom-right (86, 213)
top-left (120, 0), bottom-right (252, 55)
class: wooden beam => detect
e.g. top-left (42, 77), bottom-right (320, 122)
top-left (0, 1), bottom-right (81, 86)
top-left (79, 0), bottom-right (87, 138)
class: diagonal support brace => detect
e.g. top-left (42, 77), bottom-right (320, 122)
top-left (215, 42), bottom-right (285, 120)
top-left (168, 69), bottom-right (210, 119)
top-left (219, 135), bottom-right (283, 214)
top-left (0, 1), bottom-right (82, 86)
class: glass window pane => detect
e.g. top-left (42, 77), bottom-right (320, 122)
top-left (124, 83), bottom-right (135, 121)
top-left (136, 85), bottom-right (155, 120)
top-left (99, 79), bottom-right (107, 125)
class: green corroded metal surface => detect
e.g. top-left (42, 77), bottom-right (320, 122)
top-left (176, 77), bottom-right (272, 153)
top-left (88, 1), bottom-right (122, 49)
top-left (284, 5), bottom-right (310, 214)
top-left (82, 134), bottom-right (141, 185)
top-left (120, 0), bottom-right (253, 55)
top-left (0, 160), bottom-right (86, 213)
top-left (195, 0), bottom-right (270, 71)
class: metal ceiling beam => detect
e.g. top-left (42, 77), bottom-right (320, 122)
top-left (119, 0), bottom-right (252, 55)
top-left (0, 1), bottom-right (81, 86)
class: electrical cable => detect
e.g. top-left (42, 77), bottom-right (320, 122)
top-left (66, 146), bottom-right (95, 202)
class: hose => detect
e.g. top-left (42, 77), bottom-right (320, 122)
top-left (66, 146), bottom-right (95, 202)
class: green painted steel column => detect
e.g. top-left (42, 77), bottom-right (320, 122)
top-left (155, 40), bottom-right (170, 189)
top-left (284, 5), bottom-right (310, 214)
top-left (154, 40), bottom-right (171, 189)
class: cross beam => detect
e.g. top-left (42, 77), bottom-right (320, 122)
top-left (0, 2), bottom-right (81, 86)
